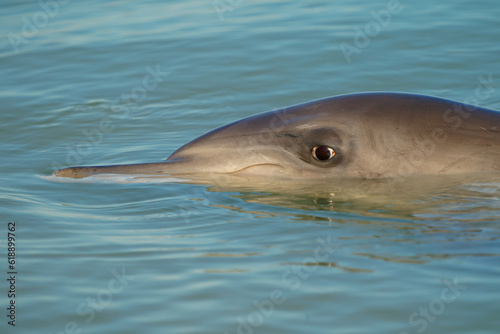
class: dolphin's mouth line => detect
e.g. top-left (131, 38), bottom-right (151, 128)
top-left (229, 163), bottom-right (285, 175)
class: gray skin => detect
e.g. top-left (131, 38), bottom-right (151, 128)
top-left (54, 92), bottom-right (500, 180)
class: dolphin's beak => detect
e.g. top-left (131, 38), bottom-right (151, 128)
top-left (53, 160), bottom-right (191, 179)
top-left (53, 106), bottom-right (293, 179)
top-left (53, 159), bottom-right (286, 179)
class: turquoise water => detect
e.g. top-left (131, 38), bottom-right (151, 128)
top-left (2, 0), bottom-right (500, 333)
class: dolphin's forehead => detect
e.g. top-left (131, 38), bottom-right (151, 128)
top-left (199, 93), bottom-right (419, 141)
top-left (178, 104), bottom-right (331, 147)
top-left (170, 93), bottom-right (455, 156)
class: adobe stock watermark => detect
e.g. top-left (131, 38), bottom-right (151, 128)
top-left (224, 234), bottom-right (337, 334)
top-left (51, 64), bottom-right (169, 171)
top-left (49, 267), bottom-right (135, 334)
top-left (212, 0), bottom-right (244, 21)
top-left (7, 0), bottom-right (71, 54)
top-left (399, 278), bottom-right (467, 334)
top-left (339, 0), bottom-right (408, 64)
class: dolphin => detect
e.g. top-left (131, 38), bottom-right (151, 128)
top-left (54, 93), bottom-right (500, 182)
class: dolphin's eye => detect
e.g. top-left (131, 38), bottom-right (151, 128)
top-left (312, 145), bottom-right (336, 161)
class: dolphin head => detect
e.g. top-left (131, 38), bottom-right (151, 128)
top-left (54, 93), bottom-right (500, 181)
top-left (163, 101), bottom-right (356, 178)
top-left (54, 97), bottom-right (356, 179)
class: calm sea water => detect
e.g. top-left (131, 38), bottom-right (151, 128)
top-left (2, 0), bottom-right (500, 333)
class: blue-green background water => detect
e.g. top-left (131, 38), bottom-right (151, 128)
top-left (2, 0), bottom-right (500, 333)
